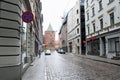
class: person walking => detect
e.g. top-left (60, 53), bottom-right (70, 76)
top-left (38, 50), bottom-right (41, 58)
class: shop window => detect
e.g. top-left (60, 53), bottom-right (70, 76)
top-left (108, 37), bottom-right (120, 52)
top-left (22, 22), bottom-right (28, 64)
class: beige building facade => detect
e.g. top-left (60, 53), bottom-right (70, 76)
top-left (59, 15), bottom-right (68, 52)
top-left (67, 0), bottom-right (85, 55)
top-left (0, 0), bottom-right (43, 80)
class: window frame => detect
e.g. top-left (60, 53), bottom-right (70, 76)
top-left (92, 22), bottom-right (96, 32)
top-left (86, 0), bottom-right (88, 8)
top-left (77, 18), bottom-right (79, 24)
top-left (76, 9), bottom-right (79, 14)
top-left (108, 0), bottom-right (114, 5)
top-left (109, 12), bottom-right (114, 26)
top-left (87, 24), bottom-right (90, 34)
top-left (99, 18), bottom-right (103, 29)
top-left (77, 28), bottom-right (79, 34)
top-left (92, 7), bottom-right (95, 17)
top-left (99, 0), bottom-right (103, 11)
top-left (87, 11), bottom-right (89, 21)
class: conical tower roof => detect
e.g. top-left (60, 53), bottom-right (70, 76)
top-left (47, 24), bottom-right (54, 31)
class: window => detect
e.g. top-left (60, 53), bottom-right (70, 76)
top-left (108, 37), bottom-right (120, 52)
top-left (86, 0), bottom-right (88, 8)
top-left (109, 0), bottom-right (114, 3)
top-left (93, 22), bottom-right (95, 32)
top-left (108, 0), bottom-right (114, 5)
top-left (99, 0), bottom-right (103, 11)
top-left (109, 12), bottom-right (114, 25)
top-left (100, 18), bottom-right (103, 29)
top-left (81, 0), bottom-right (84, 3)
top-left (22, 22), bottom-right (27, 64)
top-left (62, 40), bottom-right (65, 45)
top-left (87, 24), bottom-right (90, 34)
top-left (77, 19), bottom-right (79, 24)
top-left (76, 9), bottom-right (79, 14)
top-left (87, 12), bottom-right (89, 20)
top-left (77, 39), bottom-right (79, 43)
top-left (77, 28), bottom-right (79, 34)
top-left (92, 7), bottom-right (95, 16)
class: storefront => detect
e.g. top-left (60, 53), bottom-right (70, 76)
top-left (86, 37), bottom-right (100, 56)
top-left (106, 33), bottom-right (120, 58)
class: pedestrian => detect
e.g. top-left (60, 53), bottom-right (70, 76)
top-left (38, 50), bottom-right (41, 58)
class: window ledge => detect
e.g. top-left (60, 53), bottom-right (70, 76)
top-left (109, 24), bottom-right (114, 28)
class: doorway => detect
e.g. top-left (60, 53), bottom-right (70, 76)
top-left (115, 40), bottom-right (120, 56)
top-left (101, 37), bottom-right (106, 57)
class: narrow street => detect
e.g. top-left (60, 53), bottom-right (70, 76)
top-left (22, 51), bottom-right (120, 80)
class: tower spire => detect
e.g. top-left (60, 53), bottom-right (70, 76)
top-left (47, 24), bottom-right (53, 31)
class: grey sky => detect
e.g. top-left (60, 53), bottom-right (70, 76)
top-left (41, 0), bottom-right (77, 40)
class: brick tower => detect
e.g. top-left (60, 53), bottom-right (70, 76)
top-left (44, 24), bottom-right (55, 50)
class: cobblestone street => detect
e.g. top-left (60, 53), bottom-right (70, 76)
top-left (22, 51), bottom-right (120, 80)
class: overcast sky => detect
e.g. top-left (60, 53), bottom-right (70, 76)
top-left (41, 0), bottom-right (77, 40)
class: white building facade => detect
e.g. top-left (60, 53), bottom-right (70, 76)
top-left (85, 0), bottom-right (120, 58)
top-left (67, 0), bottom-right (82, 55)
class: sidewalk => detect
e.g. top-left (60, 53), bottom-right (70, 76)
top-left (79, 55), bottom-right (120, 66)
top-left (67, 53), bottom-right (120, 66)
top-left (22, 53), bottom-right (45, 80)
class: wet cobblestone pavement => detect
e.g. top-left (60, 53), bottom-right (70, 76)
top-left (22, 51), bottom-right (120, 80)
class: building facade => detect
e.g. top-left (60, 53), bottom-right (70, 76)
top-left (43, 24), bottom-right (55, 50)
top-left (39, 3), bottom-right (43, 53)
top-left (85, 0), bottom-right (120, 58)
top-left (0, 0), bottom-right (43, 80)
top-left (0, 0), bottom-right (22, 80)
top-left (80, 0), bottom-right (86, 54)
top-left (59, 15), bottom-right (68, 52)
top-left (67, 0), bottom-right (85, 55)
top-left (32, 0), bottom-right (43, 56)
